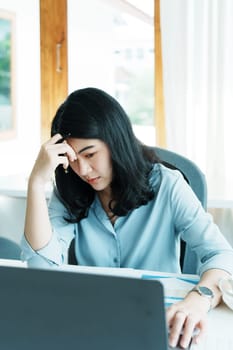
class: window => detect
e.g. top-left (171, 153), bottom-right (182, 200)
top-left (68, 0), bottom-right (155, 145)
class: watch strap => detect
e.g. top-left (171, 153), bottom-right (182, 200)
top-left (189, 285), bottom-right (214, 311)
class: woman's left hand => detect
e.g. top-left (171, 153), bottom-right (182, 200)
top-left (166, 292), bottom-right (210, 348)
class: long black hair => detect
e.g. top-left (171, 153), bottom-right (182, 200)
top-left (51, 87), bottom-right (160, 221)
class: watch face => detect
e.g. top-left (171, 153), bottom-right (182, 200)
top-left (198, 286), bottom-right (214, 297)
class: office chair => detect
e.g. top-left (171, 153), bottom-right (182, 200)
top-left (0, 237), bottom-right (22, 260)
top-left (155, 147), bottom-right (207, 209)
top-left (155, 147), bottom-right (207, 274)
top-left (68, 147), bottom-right (207, 274)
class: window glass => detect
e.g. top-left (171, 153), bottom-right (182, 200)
top-left (68, 0), bottom-right (155, 145)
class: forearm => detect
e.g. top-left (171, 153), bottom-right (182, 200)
top-left (24, 178), bottom-right (53, 251)
top-left (24, 134), bottom-right (77, 251)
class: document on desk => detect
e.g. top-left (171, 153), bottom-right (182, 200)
top-left (141, 271), bottom-right (199, 307)
top-left (59, 265), bottom-right (199, 307)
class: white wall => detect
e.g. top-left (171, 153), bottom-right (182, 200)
top-left (0, 0), bottom-right (40, 177)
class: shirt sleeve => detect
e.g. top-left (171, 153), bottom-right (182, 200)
top-left (169, 170), bottom-right (233, 276)
top-left (21, 190), bottom-right (76, 268)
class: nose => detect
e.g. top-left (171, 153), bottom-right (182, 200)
top-left (77, 158), bottom-right (92, 177)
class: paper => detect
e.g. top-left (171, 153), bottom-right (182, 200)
top-left (58, 265), bottom-right (199, 306)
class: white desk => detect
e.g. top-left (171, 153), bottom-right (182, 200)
top-left (204, 303), bottom-right (233, 349)
top-left (0, 259), bottom-right (27, 267)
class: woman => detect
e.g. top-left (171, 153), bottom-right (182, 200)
top-left (22, 87), bottom-right (233, 348)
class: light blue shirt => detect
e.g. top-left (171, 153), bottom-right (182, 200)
top-left (21, 164), bottom-right (233, 275)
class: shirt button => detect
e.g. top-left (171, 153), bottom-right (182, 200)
top-left (113, 257), bottom-right (118, 263)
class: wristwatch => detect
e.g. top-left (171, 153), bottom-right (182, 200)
top-left (190, 285), bottom-right (214, 310)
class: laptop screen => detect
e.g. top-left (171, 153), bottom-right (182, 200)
top-left (0, 265), bottom-right (172, 350)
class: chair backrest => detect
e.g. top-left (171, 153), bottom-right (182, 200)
top-left (0, 237), bottom-right (21, 260)
top-left (155, 147), bottom-right (208, 274)
top-left (155, 147), bottom-right (207, 209)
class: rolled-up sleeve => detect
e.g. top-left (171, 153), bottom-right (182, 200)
top-left (21, 190), bottom-right (75, 268)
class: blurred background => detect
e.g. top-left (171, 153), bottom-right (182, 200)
top-left (0, 0), bottom-right (232, 247)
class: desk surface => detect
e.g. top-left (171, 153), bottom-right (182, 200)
top-left (204, 303), bottom-right (233, 349)
top-left (0, 261), bottom-right (232, 349)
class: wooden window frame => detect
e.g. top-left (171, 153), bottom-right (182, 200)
top-left (40, 0), bottom-right (165, 146)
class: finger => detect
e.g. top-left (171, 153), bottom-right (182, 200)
top-left (50, 142), bottom-right (77, 162)
top-left (191, 319), bottom-right (207, 346)
top-left (59, 155), bottom-right (69, 170)
top-left (47, 133), bottom-right (63, 145)
top-left (166, 305), bottom-right (176, 325)
top-left (169, 311), bottom-right (187, 348)
top-left (179, 316), bottom-right (196, 349)
top-left (63, 141), bottom-right (77, 161)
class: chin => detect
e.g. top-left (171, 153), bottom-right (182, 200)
top-left (92, 182), bottom-right (110, 192)
top-left (92, 185), bottom-right (106, 191)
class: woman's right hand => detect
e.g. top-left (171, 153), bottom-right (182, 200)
top-left (29, 133), bottom-right (77, 187)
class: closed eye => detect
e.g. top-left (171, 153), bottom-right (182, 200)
top-left (85, 153), bottom-right (95, 159)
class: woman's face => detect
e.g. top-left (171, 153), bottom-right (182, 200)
top-left (67, 138), bottom-right (113, 192)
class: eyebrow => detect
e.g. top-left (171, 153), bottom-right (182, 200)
top-left (78, 145), bottom-right (95, 154)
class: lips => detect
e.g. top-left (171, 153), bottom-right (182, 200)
top-left (86, 177), bottom-right (100, 184)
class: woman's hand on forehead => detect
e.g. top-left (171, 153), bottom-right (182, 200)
top-left (53, 134), bottom-right (77, 162)
top-left (29, 134), bottom-right (77, 186)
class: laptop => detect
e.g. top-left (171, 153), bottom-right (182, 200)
top-left (0, 265), bottom-right (184, 350)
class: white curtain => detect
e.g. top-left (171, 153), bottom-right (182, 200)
top-left (160, 0), bottom-right (233, 201)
